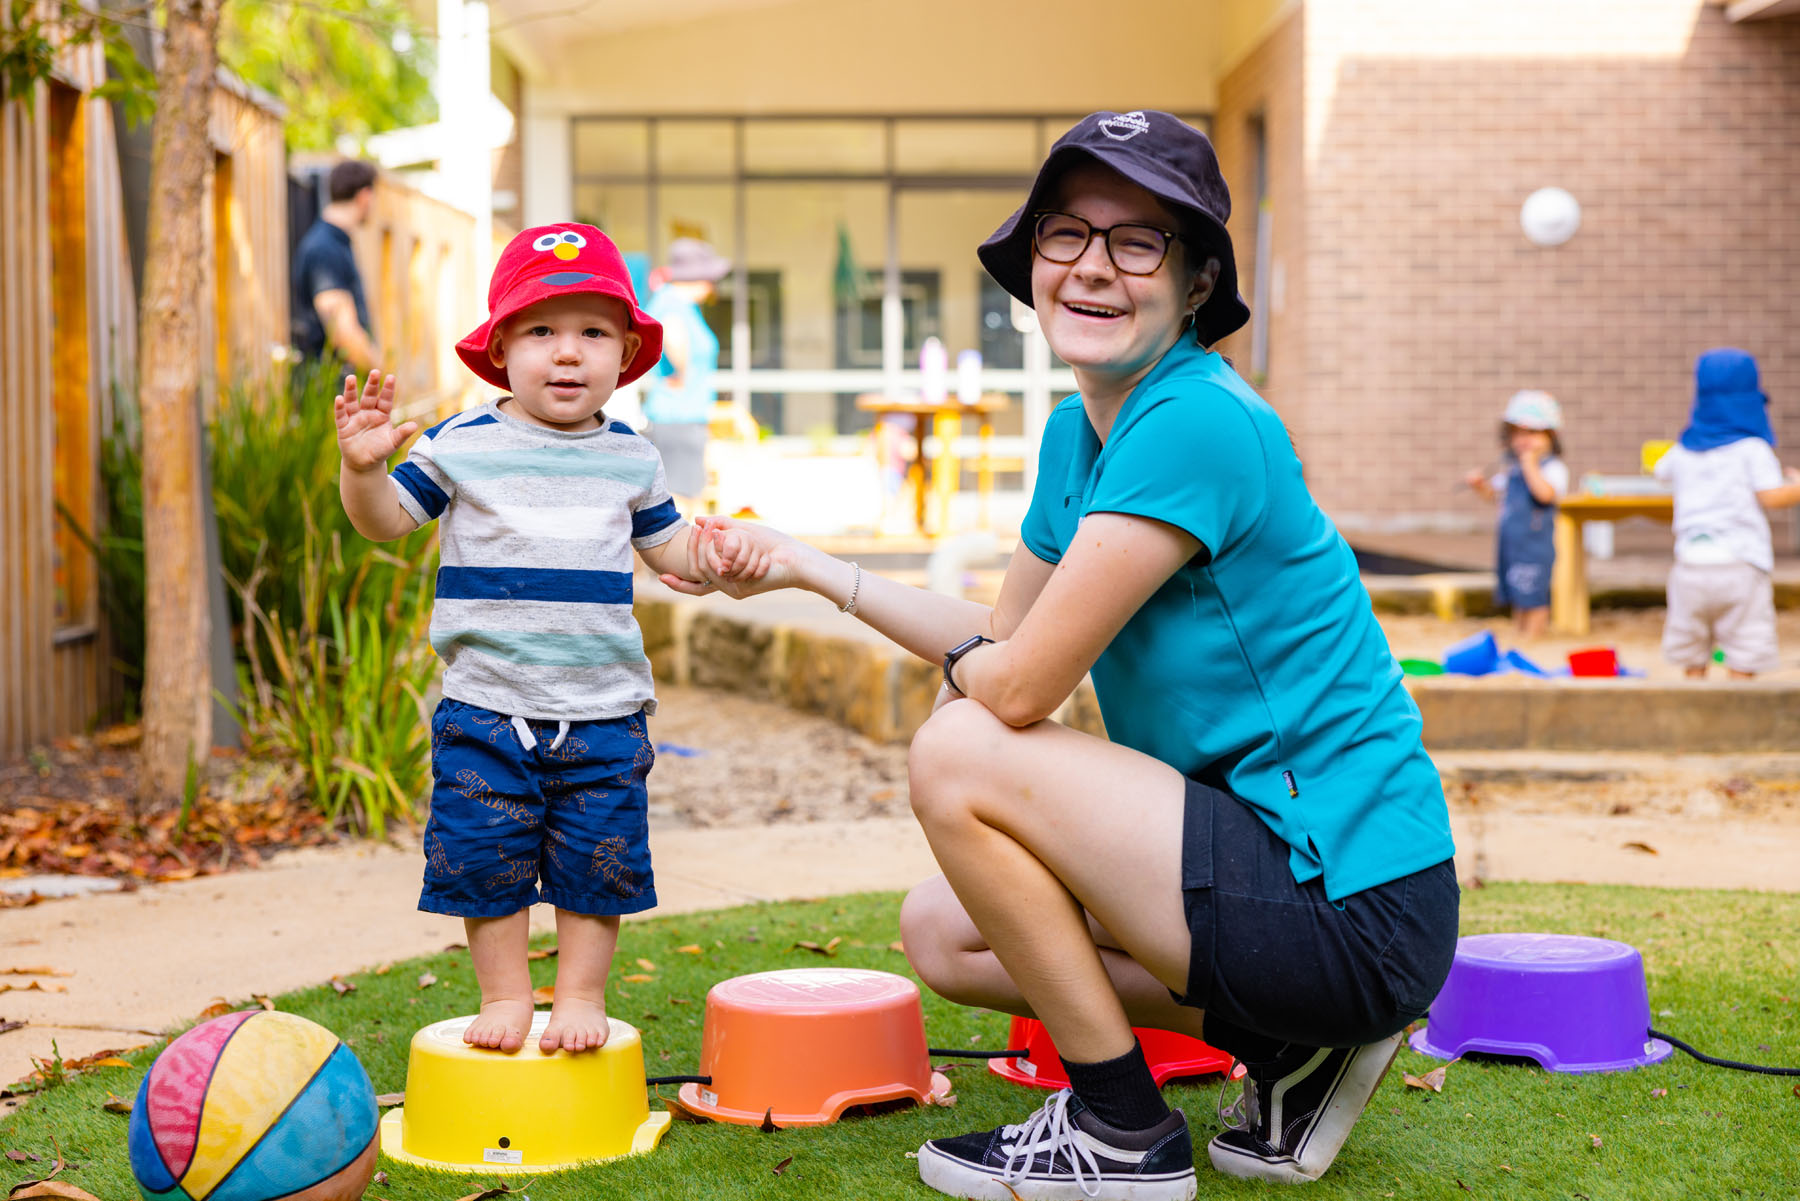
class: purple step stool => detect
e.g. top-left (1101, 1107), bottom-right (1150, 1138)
top-left (1410, 933), bottom-right (1673, 1073)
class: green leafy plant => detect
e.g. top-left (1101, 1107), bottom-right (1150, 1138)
top-left (1, 0), bottom-right (155, 126)
top-left (230, 502), bottom-right (436, 838)
top-left (213, 364), bottom-right (439, 837)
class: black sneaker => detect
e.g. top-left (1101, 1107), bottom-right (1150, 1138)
top-left (916, 1088), bottom-right (1196, 1201)
top-left (1207, 1033), bottom-right (1402, 1184)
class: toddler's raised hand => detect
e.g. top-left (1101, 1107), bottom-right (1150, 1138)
top-left (335, 370), bottom-right (418, 473)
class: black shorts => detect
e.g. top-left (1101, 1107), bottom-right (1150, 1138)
top-left (1174, 776), bottom-right (1459, 1060)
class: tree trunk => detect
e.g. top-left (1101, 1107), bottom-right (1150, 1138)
top-left (136, 0), bottom-right (222, 808)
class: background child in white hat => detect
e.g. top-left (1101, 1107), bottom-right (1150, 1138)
top-left (1465, 390), bottom-right (1570, 638)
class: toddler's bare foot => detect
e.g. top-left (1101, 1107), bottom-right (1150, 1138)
top-left (540, 994), bottom-right (610, 1053)
top-left (464, 998), bottom-right (532, 1053)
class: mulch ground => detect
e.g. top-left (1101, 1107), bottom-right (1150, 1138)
top-left (0, 726), bottom-right (337, 901)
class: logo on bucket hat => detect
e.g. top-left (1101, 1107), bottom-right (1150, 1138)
top-left (455, 222), bottom-right (664, 393)
top-left (1098, 110), bottom-right (1150, 141)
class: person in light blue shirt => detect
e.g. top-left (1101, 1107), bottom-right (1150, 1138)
top-left (666, 112), bottom-right (1457, 1199)
top-left (642, 237), bottom-right (729, 511)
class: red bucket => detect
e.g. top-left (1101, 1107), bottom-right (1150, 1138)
top-left (1567, 647), bottom-right (1618, 677)
top-left (988, 1016), bottom-right (1232, 1089)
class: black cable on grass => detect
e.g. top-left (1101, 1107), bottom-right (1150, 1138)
top-left (1649, 1029), bottom-right (1800, 1076)
top-left (645, 1074), bottom-right (712, 1086)
top-left (927, 1047), bottom-right (1031, 1060)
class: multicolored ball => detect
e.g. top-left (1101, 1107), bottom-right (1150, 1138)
top-left (126, 1010), bottom-right (379, 1201)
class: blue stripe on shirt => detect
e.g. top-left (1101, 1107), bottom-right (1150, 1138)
top-left (631, 499), bottom-right (681, 540)
top-left (436, 565), bottom-right (633, 605)
top-left (392, 462), bottom-right (450, 520)
top-left (431, 627), bottom-right (646, 667)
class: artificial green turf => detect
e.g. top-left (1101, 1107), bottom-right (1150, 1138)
top-left (4, 883), bottom-right (1797, 1200)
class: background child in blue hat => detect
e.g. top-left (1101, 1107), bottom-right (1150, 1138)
top-left (1653, 348), bottom-right (1800, 677)
top-left (1465, 390), bottom-right (1570, 638)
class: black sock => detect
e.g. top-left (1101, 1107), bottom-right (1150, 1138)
top-left (1060, 1040), bottom-right (1170, 1131)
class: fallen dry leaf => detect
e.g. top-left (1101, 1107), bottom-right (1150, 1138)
top-left (924, 1090), bottom-right (958, 1107)
top-left (675, 944), bottom-right (703, 955)
top-left (329, 978), bottom-right (355, 996)
top-left (0, 1021), bottom-right (25, 1035)
top-left (622, 974), bottom-right (654, 984)
top-left (371, 1171), bottom-right (387, 1185)
top-left (888, 940), bottom-right (906, 953)
top-left (1651, 1087), bottom-right (1668, 1098)
top-left (374, 963), bottom-right (393, 976)
top-left (635, 958), bottom-right (657, 972)
top-left (0, 968), bottom-right (71, 978)
top-left (1588, 1133), bottom-right (1603, 1149)
top-left (1402, 1065), bottom-right (1449, 1093)
top-left (532, 985), bottom-right (556, 1004)
top-left (771, 1155), bottom-right (794, 1176)
top-left (100, 1093), bottom-right (131, 1114)
top-left (3, 1151), bottom-right (38, 1163)
top-left (196, 999), bottom-right (234, 1019)
top-left (252, 995), bottom-right (275, 1011)
top-left (416, 973), bottom-right (437, 990)
top-left (452, 1187), bottom-right (510, 1201)
top-left (374, 1092), bottom-right (405, 1107)
top-left (792, 937), bottom-right (841, 957)
top-left (759, 1107), bottom-right (780, 1133)
top-left (9, 1186), bottom-right (100, 1201)
top-left (527, 948), bottom-right (558, 961)
top-left (1622, 841), bottom-right (1658, 855)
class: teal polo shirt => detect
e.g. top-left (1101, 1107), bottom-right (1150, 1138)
top-left (1022, 338), bottom-right (1453, 901)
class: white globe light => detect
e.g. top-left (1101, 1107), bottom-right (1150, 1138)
top-left (1521, 187), bottom-right (1581, 247)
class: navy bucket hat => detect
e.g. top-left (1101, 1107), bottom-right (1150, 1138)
top-left (978, 110), bottom-right (1250, 348)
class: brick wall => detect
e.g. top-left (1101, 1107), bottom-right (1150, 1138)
top-left (1282, 0), bottom-right (1800, 540)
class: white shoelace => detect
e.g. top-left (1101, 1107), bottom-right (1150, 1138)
top-left (997, 1089), bottom-right (1104, 1199)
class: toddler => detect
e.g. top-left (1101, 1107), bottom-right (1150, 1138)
top-left (1465, 390), bottom-right (1570, 638)
top-left (335, 223), bottom-right (734, 1054)
top-left (1654, 348), bottom-right (1800, 677)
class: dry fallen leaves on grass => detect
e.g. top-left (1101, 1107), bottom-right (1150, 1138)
top-left (8, 1184), bottom-right (100, 1201)
top-left (771, 1156), bottom-right (794, 1176)
top-left (100, 1093), bottom-right (131, 1114)
top-left (197, 999), bottom-right (234, 1019)
top-left (674, 944), bottom-right (703, 955)
top-left (622, 974), bottom-right (654, 984)
top-left (1402, 1063), bottom-right (1450, 1093)
top-left (375, 1092), bottom-right (405, 1107)
top-left (3, 1151), bottom-right (38, 1163)
top-left (1622, 841), bottom-right (1659, 855)
top-left (329, 977), bottom-right (355, 997)
top-left (526, 947), bottom-right (558, 961)
top-left (759, 1107), bottom-right (780, 1133)
top-left (0, 968), bottom-right (71, 979)
top-left (531, 985), bottom-right (556, 1004)
top-left (452, 1186), bottom-right (511, 1201)
top-left (416, 973), bottom-right (437, 990)
top-left (635, 958), bottom-right (656, 972)
top-left (792, 937), bottom-right (842, 957)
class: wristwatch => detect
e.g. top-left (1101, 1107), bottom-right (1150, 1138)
top-left (942, 635), bottom-right (995, 695)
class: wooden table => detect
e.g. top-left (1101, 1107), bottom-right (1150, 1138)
top-left (856, 393), bottom-right (1009, 534)
top-left (1551, 492), bottom-right (1673, 635)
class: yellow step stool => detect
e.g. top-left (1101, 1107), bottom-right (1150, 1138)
top-left (379, 1012), bottom-right (669, 1173)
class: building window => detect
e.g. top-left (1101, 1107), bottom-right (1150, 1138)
top-left (49, 82), bottom-right (95, 634)
top-left (701, 270), bottom-right (783, 431)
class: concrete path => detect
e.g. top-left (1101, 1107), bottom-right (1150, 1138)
top-left (3, 810), bottom-right (1795, 1090)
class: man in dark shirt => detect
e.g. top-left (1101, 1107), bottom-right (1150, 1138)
top-left (292, 160), bottom-right (379, 370)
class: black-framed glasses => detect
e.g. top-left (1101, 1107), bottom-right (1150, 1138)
top-left (1032, 211), bottom-right (1180, 275)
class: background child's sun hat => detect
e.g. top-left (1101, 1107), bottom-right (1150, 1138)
top-left (1502, 389), bottom-right (1562, 431)
top-left (456, 223), bottom-right (664, 392)
top-left (1680, 347), bottom-right (1774, 451)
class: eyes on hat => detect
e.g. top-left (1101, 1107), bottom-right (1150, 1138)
top-left (532, 230), bottom-right (587, 252)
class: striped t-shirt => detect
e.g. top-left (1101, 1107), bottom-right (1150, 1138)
top-left (389, 400), bottom-right (685, 720)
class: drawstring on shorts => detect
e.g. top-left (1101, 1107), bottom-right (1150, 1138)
top-left (509, 716), bottom-right (570, 752)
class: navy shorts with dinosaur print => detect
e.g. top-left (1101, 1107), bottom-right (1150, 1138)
top-left (419, 698), bottom-right (657, 919)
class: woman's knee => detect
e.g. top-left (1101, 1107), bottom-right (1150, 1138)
top-left (899, 876), bottom-right (976, 996)
top-left (907, 700), bottom-right (1007, 824)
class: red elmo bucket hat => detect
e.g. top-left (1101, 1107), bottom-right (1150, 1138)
top-left (456, 223), bottom-right (664, 391)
